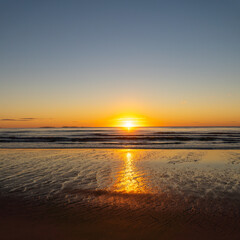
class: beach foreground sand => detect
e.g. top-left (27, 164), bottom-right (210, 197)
top-left (0, 149), bottom-right (240, 239)
top-left (1, 192), bottom-right (240, 240)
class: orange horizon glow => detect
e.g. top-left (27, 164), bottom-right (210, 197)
top-left (1, 120), bottom-right (240, 128)
top-left (0, 112), bottom-right (240, 128)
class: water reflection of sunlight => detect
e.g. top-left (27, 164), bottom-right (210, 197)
top-left (114, 150), bottom-right (146, 193)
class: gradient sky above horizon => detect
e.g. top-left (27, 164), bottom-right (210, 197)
top-left (0, 0), bottom-right (240, 127)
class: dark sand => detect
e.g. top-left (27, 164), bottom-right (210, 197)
top-left (1, 191), bottom-right (240, 240)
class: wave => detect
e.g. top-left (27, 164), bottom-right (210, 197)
top-left (0, 127), bottom-right (240, 149)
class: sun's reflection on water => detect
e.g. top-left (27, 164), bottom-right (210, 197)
top-left (113, 150), bottom-right (147, 193)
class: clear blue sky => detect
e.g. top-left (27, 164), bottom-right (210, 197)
top-left (0, 0), bottom-right (240, 127)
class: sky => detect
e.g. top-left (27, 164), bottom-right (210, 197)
top-left (0, 0), bottom-right (240, 127)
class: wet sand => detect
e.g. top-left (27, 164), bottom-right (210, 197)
top-left (1, 193), bottom-right (240, 240)
top-left (0, 149), bottom-right (240, 239)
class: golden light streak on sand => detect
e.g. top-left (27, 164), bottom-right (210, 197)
top-left (113, 150), bottom-right (147, 193)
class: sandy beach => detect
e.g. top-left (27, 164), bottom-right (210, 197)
top-left (1, 149), bottom-right (240, 239)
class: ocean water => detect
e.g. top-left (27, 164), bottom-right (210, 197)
top-left (0, 127), bottom-right (240, 149)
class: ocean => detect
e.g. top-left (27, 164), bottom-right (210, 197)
top-left (0, 127), bottom-right (240, 149)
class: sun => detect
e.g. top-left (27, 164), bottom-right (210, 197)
top-left (111, 114), bottom-right (148, 129)
top-left (123, 120), bottom-right (135, 130)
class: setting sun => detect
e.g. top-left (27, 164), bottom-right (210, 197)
top-left (111, 115), bottom-right (148, 129)
top-left (123, 120), bottom-right (134, 130)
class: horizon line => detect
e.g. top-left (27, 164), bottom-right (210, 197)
top-left (0, 126), bottom-right (240, 129)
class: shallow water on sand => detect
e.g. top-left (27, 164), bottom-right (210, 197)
top-left (1, 149), bottom-right (240, 199)
top-left (1, 149), bottom-right (240, 239)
